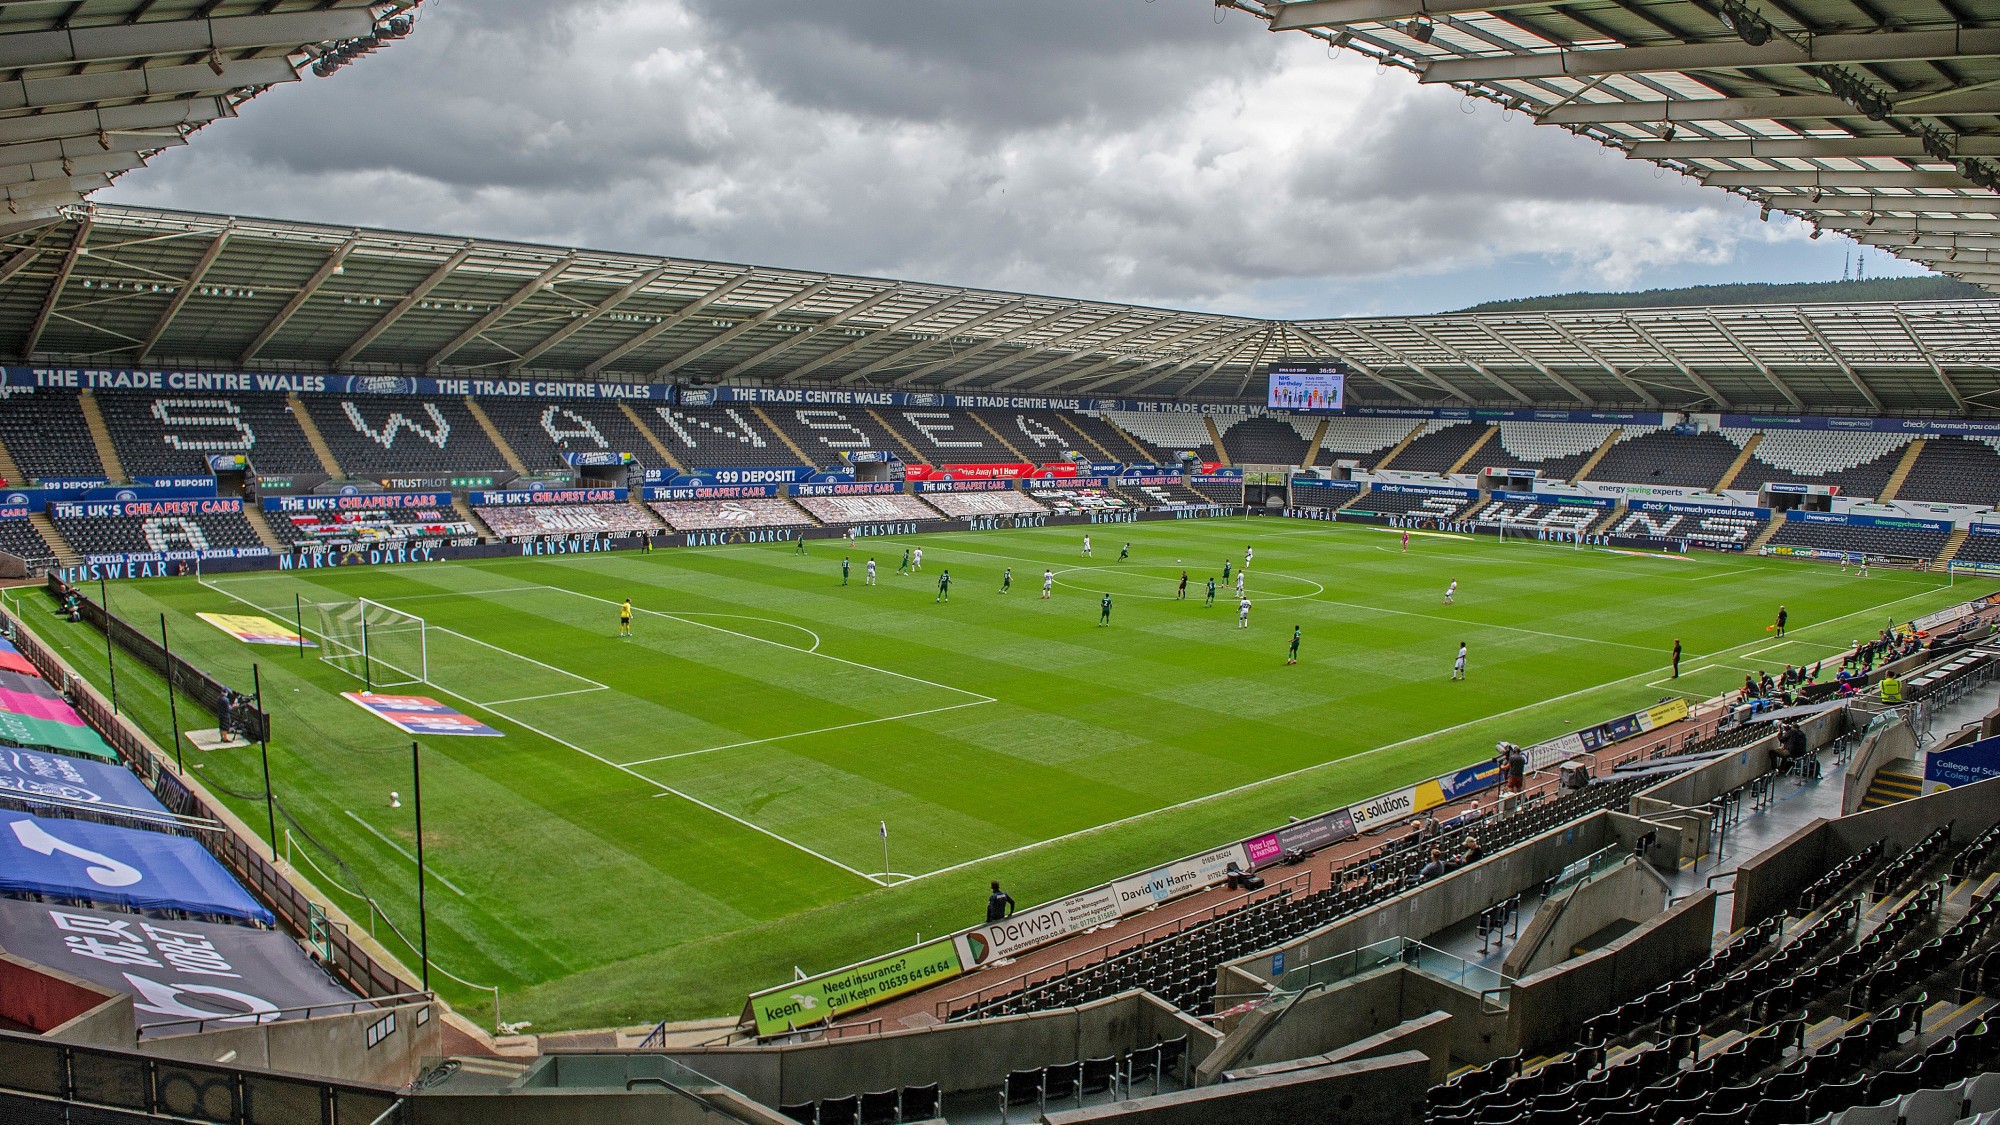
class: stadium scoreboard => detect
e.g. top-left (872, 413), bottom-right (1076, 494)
top-left (1266, 360), bottom-right (1347, 412)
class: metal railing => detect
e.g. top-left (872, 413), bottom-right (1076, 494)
top-left (1275, 937), bottom-right (1515, 1000)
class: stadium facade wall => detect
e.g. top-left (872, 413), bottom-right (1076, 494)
top-left (1219, 1009), bottom-right (1454, 1088)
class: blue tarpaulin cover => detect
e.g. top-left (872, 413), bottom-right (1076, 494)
top-left (0, 744), bottom-right (165, 813)
top-left (0, 812), bottom-right (272, 925)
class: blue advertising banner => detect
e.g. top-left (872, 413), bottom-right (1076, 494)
top-left (644, 484), bottom-right (786, 501)
top-left (659, 467), bottom-right (816, 486)
top-left (0, 745), bottom-right (164, 813)
top-left (1631, 499), bottom-right (1771, 518)
top-left (0, 812), bottom-right (273, 924)
top-left (1722, 413), bottom-right (2000, 438)
top-left (791, 481), bottom-right (903, 497)
top-left (265, 492), bottom-right (450, 513)
top-left (133, 476), bottom-right (218, 489)
top-left (915, 479), bottom-right (1019, 493)
top-left (1785, 510), bottom-right (1950, 533)
top-left (1370, 482), bottom-right (1480, 498)
top-left (1355, 406), bottom-right (1666, 425)
top-left (51, 498), bottom-right (242, 519)
top-left (1438, 759), bottom-right (1504, 802)
top-left (467, 487), bottom-right (626, 506)
top-left (1969, 524), bottom-right (2000, 538)
top-left (561, 451), bottom-right (634, 467)
top-left (4, 367), bottom-right (674, 402)
top-left (1491, 490), bottom-right (1613, 507)
top-left (1923, 735), bottom-right (2000, 792)
top-left (1290, 477), bottom-right (1363, 491)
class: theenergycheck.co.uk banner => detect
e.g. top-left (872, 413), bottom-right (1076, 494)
top-left (748, 938), bottom-right (963, 1036)
top-left (343, 693), bottom-right (503, 738)
top-left (197, 612), bottom-right (316, 648)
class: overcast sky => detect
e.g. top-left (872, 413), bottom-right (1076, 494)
top-left (103, 0), bottom-right (1920, 318)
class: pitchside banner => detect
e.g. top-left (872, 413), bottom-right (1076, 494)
top-left (747, 938), bottom-right (963, 1036)
top-left (1110, 843), bottom-right (1252, 912)
top-left (1785, 510), bottom-right (1950, 533)
top-left (954, 885), bottom-right (1121, 970)
top-left (343, 693), bottom-right (503, 737)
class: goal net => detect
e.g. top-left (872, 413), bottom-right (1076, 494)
top-left (311, 598), bottom-right (428, 689)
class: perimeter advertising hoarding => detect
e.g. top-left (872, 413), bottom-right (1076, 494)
top-left (1922, 736), bottom-right (2000, 793)
top-left (1110, 843), bottom-right (1254, 912)
top-left (467, 488), bottom-right (626, 506)
top-left (748, 938), bottom-right (964, 1036)
top-left (50, 499), bottom-right (242, 519)
top-left (644, 484), bottom-right (786, 501)
top-left (953, 885), bottom-right (1122, 970)
top-left (266, 492), bottom-right (451, 512)
top-left (1348, 779), bottom-right (1447, 834)
top-left (3, 367), bottom-right (673, 401)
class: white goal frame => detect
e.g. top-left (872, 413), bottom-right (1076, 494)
top-left (311, 597), bottom-right (428, 690)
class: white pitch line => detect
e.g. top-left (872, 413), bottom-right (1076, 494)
top-left (535, 585), bottom-right (992, 703)
top-left (624, 699), bottom-right (997, 766)
top-left (477, 686), bottom-right (611, 706)
top-left (343, 810), bottom-right (467, 896)
top-left (903, 579), bottom-right (1963, 885)
top-left (1312, 596), bottom-right (1662, 653)
top-left (429, 624), bottom-right (609, 694)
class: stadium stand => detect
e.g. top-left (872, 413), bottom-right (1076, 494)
top-left (649, 497), bottom-right (818, 531)
top-left (1766, 518), bottom-right (1955, 561)
top-left (473, 504), bottom-right (656, 538)
top-left (1608, 509), bottom-right (1764, 549)
top-left (54, 509), bottom-right (265, 558)
top-left (1002, 410), bottom-right (1098, 462)
top-left (877, 409), bottom-right (1018, 463)
top-left (1072, 411), bottom-right (1172, 462)
top-left (299, 395), bottom-right (508, 480)
top-left (273, 505), bottom-right (475, 546)
top-left (1190, 477), bottom-right (1245, 505)
top-left (1100, 411), bottom-right (1214, 462)
top-left (1893, 436), bottom-right (2000, 506)
top-left (1345, 489), bottom-right (1476, 521)
top-left (0, 518), bottom-right (53, 567)
top-left (642, 404), bottom-right (793, 469)
top-left (1486, 421), bottom-right (1622, 481)
top-left (1382, 421), bottom-right (1488, 475)
top-left (473, 399), bottom-right (661, 471)
top-left (1027, 484), bottom-right (1139, 514)
top-left (760, 406), bottom-right (919, 465)
top-left (1721, 428), bottom-right (1914, 497)
top-left (919, 490), bottom-right (1050, 517)
top-left (1951, 532), bottom-right (2000, 567)
top-left (1583, 429), bottom-right (1744, 489)
top-left (1317, 417), bottom-right (1425, 466)
top-left (794, 493), bottom-right (944, 525)
top-left (1214, 416), bottom-right (1311, 465)
top-left (1122, 478), bottom-right (1229, 507)
top-left (94, 392), bottom-right (326, 479)
top-left (1469, 496), bottom-right (1603, 533)
top-left (1289, 479), bottom-right (1362, 509)
top-left (0, 389), bottom-right (104, 481)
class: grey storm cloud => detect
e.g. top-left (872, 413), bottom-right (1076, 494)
top-left (104, 0), bottom-right (1794, 315)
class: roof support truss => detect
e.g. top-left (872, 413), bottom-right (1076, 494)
top-left (334, 244), bottom-right (472, 368)
top-left (1794, 313), bottom-right (1884, 411)
top-left (424, 255), bottom-right (575, 372)
top-left (239, 238), bottom-right (356, 364)
top-left (713, 289), bottom-right (903, 381)
top-left (652, 280), bottom-right (833, 377)
top-left (581, 271), bottom-right (758, 376)
top-left (840, 299), bottom-right (1035, 383)
top-left (505, 265), bottom-right (670, 373)
top-left (20, 209), bottom-right (87, 358)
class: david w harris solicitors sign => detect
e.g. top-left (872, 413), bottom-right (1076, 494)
top-left (50, 499), bottom-right (241, 519)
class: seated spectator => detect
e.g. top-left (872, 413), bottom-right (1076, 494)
top-left (1460, 837), bottom-right (1484, 865)
top-left (1418, 849), bottom-right (1446, 882)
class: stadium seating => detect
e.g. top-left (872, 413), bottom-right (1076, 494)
top-left (55, 509), bottom-right (265, 557)
top-left (1122, 479), bottom-right (1227, 507)
top-left (1469, 498), bottom-right (1602, 534)
top-left (473, 504), bottom-right (656, 538)
top-left (1951, 533), bottom-right (2000, 566)
top-left (274, 505), bottom-right (474, 546)
top-left (1720, 429), bottom-right (1913, 497)
top-left (919, 490), bottom-right (1049, 517)
top-left (1766, 519), bottom-right (1953, 561)
top-left (1584, 430), bottom-right (1742, 488)
top-left (1289, 480), bottom-right (1361, 509)
top-left (0, 389), bottom-right (104, 481)
top-left (1100, 411), bottom-right (1215, 462)
top-left (1317, 417), bottom-right (1425, 466)
top-left (1074, 411), bottom-right (1174, 462)
top-left (0, 519), bottom-right (53, 567)
top-left (1487, 422), bottom-right (1622, 480)
top-left (1026, 485), bottom-right (1138, 515)
top-left (474, 399), bottom-right (661, 471)
top-left (1608, 510), bottom-right (1763, 548)
top-left (299, 395), bottom-right (507, 479)
top-left (1189, 478), bottom-right (1243, 505)
top-left (648, 497), bottom-right (818, 531)
top-left (793, 493), bottom-right (943, 525)
top-left (1383, 421), bottom-right (1487, 475)
top-left (758, 406), bottom-right (920, 466)
top-left (1000, 410), bottom-right (1099, 462)
top-left (877, 409), bottom-right (1018, 464)
top-left (1344, 489), bottom-right (1476, 521)
top-left (95, 392), bottom-right (325, 478)
top-left (642, 405), bottom-right (794, 469)
top-left (1893, 436), bottom-right (2000, 506)
top-left (1214, 416), bottom-right (1311, 465)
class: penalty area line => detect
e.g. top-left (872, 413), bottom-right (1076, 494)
top-left (625, 698), bottom-right (997, 767)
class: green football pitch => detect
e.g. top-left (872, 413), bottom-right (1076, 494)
top-left (13, 518), bottom-right (1974, 1030)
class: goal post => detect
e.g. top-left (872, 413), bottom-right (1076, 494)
top-left (310, 597), bottom-right (427, 690)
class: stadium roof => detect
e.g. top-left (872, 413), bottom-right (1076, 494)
top-left (1234, 0), bottom-right (2000, 292)
top-left (0, 1), bottom-right (415, 228)
top-left (3, 202), bottom-right (2000, 414)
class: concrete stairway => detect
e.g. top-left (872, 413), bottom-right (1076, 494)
top-left (751, 406), bottom-right (819, 467)
top-left (1445, 424), bottom-right (1499, 475)
top-left (29, 513), bottom-right (79, 567)
top-left (1371, 423), bottom-right (1427, 472)
top-left (240, 507), bottom-right (287, 552)
top-left (1593, 502), bottom-right (1629, 535)
top-left (464, 398), bottom-right (529, 477)
top-left (1203, 417), bottom-right (1230, 467)
top-left (1934, 527), bottom-right (1969, 571)
top-left (1569, 428), bottom-right (1624, 484)
top-left (1747, 517), bottom-right (1785, 553)
top-left (77, 390), bottom-right (126, 482)
top-left (1057, 415), bottom-right (1119, 462)
top-left (452, 496), bottom-right (492, 538)
top-left (1859, 763), bottom-right (1925, 809)
top-left (287, 393), bottom-right (345, 478)
top-left (971, 412), bottom-right (1032, 462)
top-left (0, 430), bottom-right (23, 487)
top-left (1878, 439), bottom-right (1927, 502)
top-left (1299, 419), bottom-right (1329, 469)
top-left (865, 409), bottom-right (927, 464)
top-left (1714, 433), bottom-right (1762, 492)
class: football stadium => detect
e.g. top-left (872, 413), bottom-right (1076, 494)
top-left (5, 5), bottom-right (2000, 1125)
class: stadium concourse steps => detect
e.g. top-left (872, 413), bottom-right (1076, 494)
top-left (53, 509), bottom-right (264, 558)
top-left (95, 391), bottom-right (325, 479)
top-left (948, 773), bottom-right (1670, 1026)
top-left (1425, 820), bottom-right (2000, 1125)
top-left (297, 393), bottom-right (508, 480)
top-left (1585, 430), bottom-right (1746, 489)
top-left (1768, 520), bottom-right (1955, 563)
